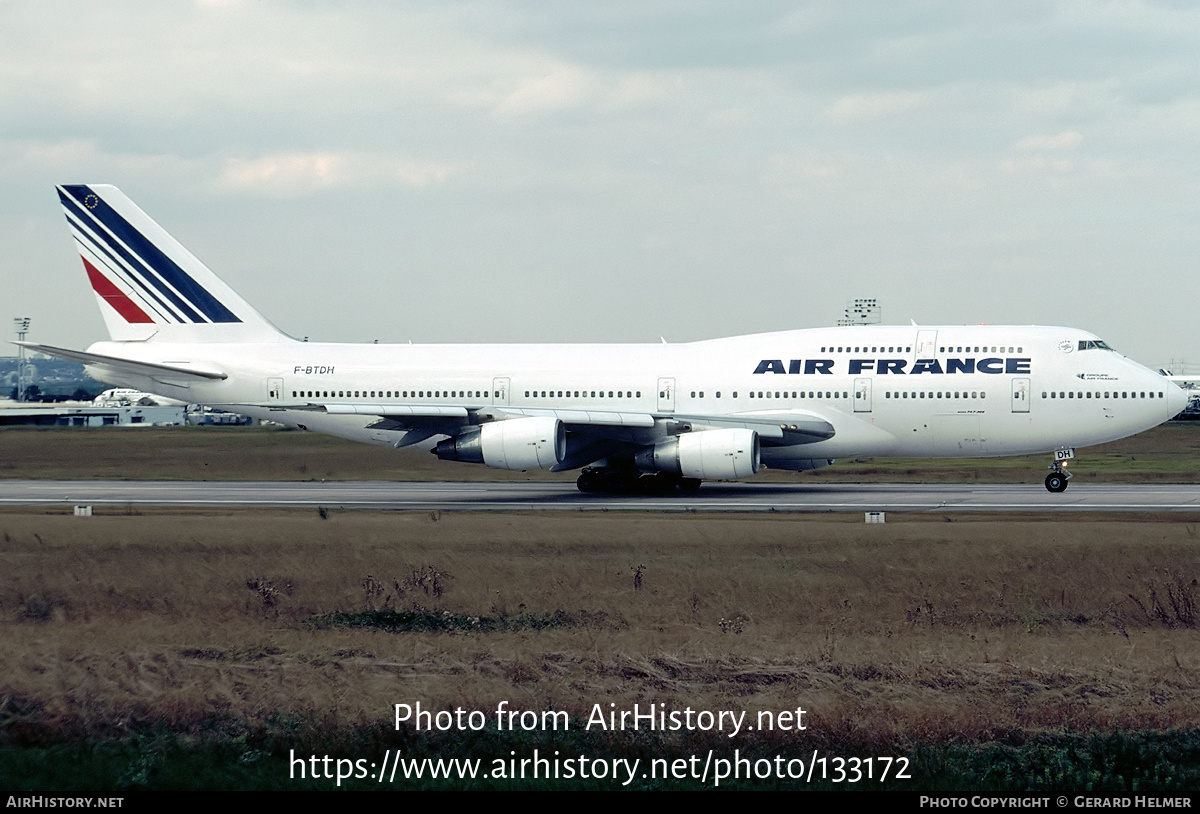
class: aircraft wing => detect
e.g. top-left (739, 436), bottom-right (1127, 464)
top-left (14, 342), bottom-right (228, 381)
top-left (480, 406), bottom-right (656, 427)
top-left (672, 410), bottom-right (837, 444)
top-left (277, 401), bottom-right (836, 450)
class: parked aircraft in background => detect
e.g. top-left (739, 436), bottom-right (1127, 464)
top-left (20, 184), bottom-right (1188, 493)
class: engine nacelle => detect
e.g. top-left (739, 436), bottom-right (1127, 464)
top-left (435, 417), bottom-right (566, 470)
top-left (635, 428), bottom-right (760, 480)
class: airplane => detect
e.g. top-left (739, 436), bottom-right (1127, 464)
top-left (19, 184), bottom-right (1189, 494)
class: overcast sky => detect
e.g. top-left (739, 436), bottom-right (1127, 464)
top-left (3, 1), bottom-right (1199, 368)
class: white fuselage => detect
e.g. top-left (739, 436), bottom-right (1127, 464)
top-left (85, 323), bottom-right (1187, 469)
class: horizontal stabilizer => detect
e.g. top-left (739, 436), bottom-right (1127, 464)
top-left (14, 341), bottom-right (227, 381)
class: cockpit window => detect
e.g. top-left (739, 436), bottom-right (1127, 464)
top-left (1078, 339), bottom-right (1114, 351)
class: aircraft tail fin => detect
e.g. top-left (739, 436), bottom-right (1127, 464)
top-left (57, 184), bottom-right (290, 344)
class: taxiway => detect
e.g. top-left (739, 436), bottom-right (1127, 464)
top-left (1, 480), bottom-right (1199, 512)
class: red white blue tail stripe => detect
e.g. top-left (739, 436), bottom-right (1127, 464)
top-left (58, 184), bottom-right (241, 325)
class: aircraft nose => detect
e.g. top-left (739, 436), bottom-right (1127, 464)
top-left (1167, 380), bottom-right (1190, 418)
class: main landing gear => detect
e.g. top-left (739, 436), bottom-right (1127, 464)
top-left (1045, 448), bottom-right (1074, 493)
top-left (576, 468), bottom-right (702, 495)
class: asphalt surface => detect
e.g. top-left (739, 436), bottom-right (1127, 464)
top-left (2, 480), bottom-right (1199, 512)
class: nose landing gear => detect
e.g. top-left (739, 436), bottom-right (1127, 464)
top-left (1045, 448), bottom-right (1074, 493)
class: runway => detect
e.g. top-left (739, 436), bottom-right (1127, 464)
top-left (2, 480), bottom-right (1200, 512)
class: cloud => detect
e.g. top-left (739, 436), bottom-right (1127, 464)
top-left (824, 91), bottom-right (929, 123)
top-left (1010, 131), bottom-right (1084, 152)
top-left (216, 152), bottom-right (470, 195)
top-left (493, 64), bottom-right (598, 118)
top-left (3, 138), bottom-right (196, 182)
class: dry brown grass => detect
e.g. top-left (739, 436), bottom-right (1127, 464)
top-left (3, 421), bottom-right (1200, 483)
top-left (3, 509), bottom-right (1199, 750)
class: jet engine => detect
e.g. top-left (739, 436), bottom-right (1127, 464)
top-left (634, 428), bottom-right (760, 480)
top-left (435, 416), bottom-right (566, 470)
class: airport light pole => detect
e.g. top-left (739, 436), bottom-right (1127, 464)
top-left (13, 317), bottom-right (30, 402)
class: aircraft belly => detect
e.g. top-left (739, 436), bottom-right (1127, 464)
top-left (765, 417), bottom-right (899, 460)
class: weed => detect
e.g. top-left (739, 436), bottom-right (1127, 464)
top-left (360, 575), bottom-right (386, 610)
top-left (16, 594), bottom-right (60, 623)
top-left (718, 613), bottom-right (748, 635)
top-left (1127, 569), bottom-right (1198, 628)
top-left (245, 577), bottom-right (292, 612)
top-left (631, 563), bottom-right (645, 591)
top-left (405, 566), bottom-right (447, 599)
top-left (312, 607), bottom-right (603, 634)
top-left (817, 624), bottom-right (837, 662)
top-left (361, 567), bottom-right (449, 610)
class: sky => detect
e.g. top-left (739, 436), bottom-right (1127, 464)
top-left (3, 0), bottom-right (1199, 369)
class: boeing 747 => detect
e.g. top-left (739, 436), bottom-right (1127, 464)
top-left (20, 184), bottom-right (1188, 493)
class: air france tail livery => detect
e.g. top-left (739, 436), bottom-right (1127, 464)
top-left (24, 184), bottom-right (1188, 493)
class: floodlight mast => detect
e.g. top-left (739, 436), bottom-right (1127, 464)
top-left (13, 317), bottom-right (30, 402)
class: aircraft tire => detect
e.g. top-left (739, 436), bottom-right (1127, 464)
top-left (576, 471), bottom-right (600, 493)
top-left (1044, 472), bottom-right (1068, 493)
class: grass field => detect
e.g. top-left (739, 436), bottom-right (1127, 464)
top-left (3, 424), bottom-right (1199, 789)
top-left (2, 507), bottom-right (1199, 790)
top-left (2, 421), bottom-right (1200, 484)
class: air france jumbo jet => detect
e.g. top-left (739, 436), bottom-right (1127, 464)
top-left (21, 184), bottom-right (1188, 494)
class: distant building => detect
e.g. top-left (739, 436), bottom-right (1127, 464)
top-left (0, 355), bottom-right (104, 401)
top-left (0, 401), bottom-right (185, 427)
